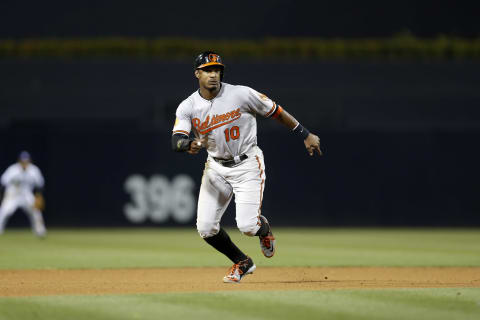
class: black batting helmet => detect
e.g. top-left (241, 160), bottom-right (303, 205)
top-left (194, 51), bottom-right (225, 79)
top-left (194, 51), bottom-right (225, 70)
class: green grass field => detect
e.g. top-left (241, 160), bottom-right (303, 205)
top-left (1, 227), bottom-right (480, 320)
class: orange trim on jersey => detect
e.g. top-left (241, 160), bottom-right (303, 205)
top-left (272, 106), bottom-right (283, 119)
top-left (265, 103), bottom-right (277, 118)
top-left (173, 130), bottom-right (190, 136)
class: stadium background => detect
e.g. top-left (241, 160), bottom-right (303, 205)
top-left (2, 2), bottom-right (480, 320)
top-left (1, 0), bottom-right (479, 228)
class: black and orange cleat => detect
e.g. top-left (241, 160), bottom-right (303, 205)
top-left (259, 215), bottom-right (276, 258)
top-left (223, 257), bottom-right (256, 283)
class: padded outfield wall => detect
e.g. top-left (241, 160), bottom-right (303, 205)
top-left (0, 59), bottom-right (479, 227)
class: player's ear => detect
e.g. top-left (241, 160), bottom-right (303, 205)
top-left (194, 69), bottom-right (200, 79)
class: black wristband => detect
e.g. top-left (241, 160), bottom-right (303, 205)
top-left (171, 134), bottom-right (193, 152)
top-left (293, 123), bottom-right (310, 140)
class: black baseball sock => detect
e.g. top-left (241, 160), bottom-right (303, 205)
top-left (203, 228), bottom-right (248, 264)
top-left (255, 219), bottom-right (269, 237)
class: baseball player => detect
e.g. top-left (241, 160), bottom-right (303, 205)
top-left (0, 151), bottom-right (47, 237)
top-left (172, 52), bottom-right (322, 283)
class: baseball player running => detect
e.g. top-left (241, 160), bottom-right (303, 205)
top-left (172, 52), bottom-right (322, 283)
top-left (0, 151), bottom-right (47, 237)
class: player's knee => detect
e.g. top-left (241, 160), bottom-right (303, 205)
top-left (196, 220), bottom-right (220, 238)
top-left (237, 221), bottom-right (259, 237)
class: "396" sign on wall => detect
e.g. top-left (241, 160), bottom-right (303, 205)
top-left (123, 174), bottom-right (196, 224)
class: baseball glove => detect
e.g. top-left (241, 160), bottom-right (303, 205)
top-left (34, 193), bottom-right (45, 211)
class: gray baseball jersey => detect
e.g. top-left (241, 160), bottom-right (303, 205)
top-left (173, 83), bottom-right (281, 159)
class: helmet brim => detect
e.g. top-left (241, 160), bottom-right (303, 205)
top-left (196, 62), bottom-right (225, 69)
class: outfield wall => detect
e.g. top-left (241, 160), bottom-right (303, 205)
top-left (1, 127), bottom-right (479, 227)
top-left (0, 60), bottom-right (479, 227)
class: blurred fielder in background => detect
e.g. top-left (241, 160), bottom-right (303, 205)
top-left (0, 151), bottom-right (47, 237)
top-left (172, 51), bottom-right (322, 283)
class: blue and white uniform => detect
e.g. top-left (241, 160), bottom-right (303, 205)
top-left (0, 161), bottom-right (46, 236)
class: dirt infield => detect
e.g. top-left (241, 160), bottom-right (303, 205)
top-left (1, 267), bottom-right (479, 297)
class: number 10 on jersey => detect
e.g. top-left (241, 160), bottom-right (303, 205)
top-left (224, 126), bottom-right (240, 142)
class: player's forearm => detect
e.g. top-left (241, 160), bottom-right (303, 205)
top-left (274, 107), bottom-right (311, 140)
top-left (273, 108), bottom-right (299, 130)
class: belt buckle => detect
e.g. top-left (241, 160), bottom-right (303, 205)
top-left (233, 155), bottom-right (241, 164)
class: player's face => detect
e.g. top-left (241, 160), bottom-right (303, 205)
top-left (19, 159), bottom-right (30, 170)
top-left (195, 66), bottom-right (222, 91)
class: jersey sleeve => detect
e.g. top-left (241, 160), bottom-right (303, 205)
top-left (33, 166), bottom-right (45, 189)
top-left (0, 166), bottom-right (14, 186)
top-left (245, 87), bottom-right (282, 118)
top-left (172, 100), bottom-right (192, 136)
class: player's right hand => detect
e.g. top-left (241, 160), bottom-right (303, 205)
top-left (304, 133), bottom-right (323, 156)
top-left (187, 137), bottom-right (207, 155)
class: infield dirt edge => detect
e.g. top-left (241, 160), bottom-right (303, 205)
top-left (1, 267), bottom-right (480, 297)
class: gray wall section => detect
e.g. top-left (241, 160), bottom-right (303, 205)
top-left (0, 59), bottom-right (479, 227)
top-left (1, 1), bottom-right (479, 38)
top-left (2, 59), bottom-right (480, 131)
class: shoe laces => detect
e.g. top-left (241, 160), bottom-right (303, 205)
top-left (229, 258), bottom-right (252, 275)
top-left (228, 264), bottom-right (243, 276)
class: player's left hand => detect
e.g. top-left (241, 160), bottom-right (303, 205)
top-left (304, 133), bottom-right (323, 156)
top-left (33, 193), bottom-right (45, 211)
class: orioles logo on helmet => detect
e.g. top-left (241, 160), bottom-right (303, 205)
top-left (208, 53), bottom-right (219, 63)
